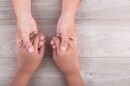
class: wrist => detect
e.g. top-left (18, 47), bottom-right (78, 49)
top-left (17, 68), bottom-right (34, 76)
top-left (65, 70), bottom-right (81, 82)
top-left (59, 14), bottom-right (75, 21)
top-left (16, 17), bottom-right (35, 29)
top-left (58, 16), bottom-right (75, 26)
top-left (65, 70), bottom-right (84, 86)
top-left (64, 68), bottom-right (80, 77)
top-left (16, 15), bottom-right (33, 23)
top-left (11, 68), bottom-right (33, 86)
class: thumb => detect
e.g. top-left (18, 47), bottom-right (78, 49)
top-left (60, 33), bottom-right (68, 51)
top-left (22, 35), bottom-right (34, 53)
top-left (39, 45), bottom-right (45, 58)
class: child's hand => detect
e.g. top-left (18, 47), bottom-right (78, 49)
top-left (51, 36), bottom-right (84, 86)
top-left (51, 36), bottom-right (79, 75)
top-left (18, 34), bottom-right (45, 74)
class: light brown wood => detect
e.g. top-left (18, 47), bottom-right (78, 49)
top-left (0, 20), bottom-right (130, 58)
top-left (1, 57), bottom-right (130, 86)
top-left (0, 0), bottom-right (130, 86)
top-left (0, 0), bottom-right (130, 20)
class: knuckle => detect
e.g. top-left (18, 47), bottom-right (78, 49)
top-left (61, 40), bottom-right (68, 45)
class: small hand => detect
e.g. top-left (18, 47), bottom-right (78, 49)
top-left (51, 36), bottom-right (79, 75)
top-left (51, 36), bottom-right (84, 86)
top-left (18, 34), bottom-right (45, 74)
top-left (57, 18), bottom-right (77, 51)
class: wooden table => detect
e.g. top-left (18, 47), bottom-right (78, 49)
top-left (0, 0), bottom-right (130, 86)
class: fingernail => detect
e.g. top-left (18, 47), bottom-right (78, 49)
top-left (60, 46), bottom-right (66, 51)
top-left (51, 40), bottom-right (54, 45)
top-left (40, 36), bottom-right (45, 40)
top-left (53, 45), bottom-right (56, 49)
top-left (28, 47), bottom-right (34, 53)
top-left (40, 41), bottom-right (44, 46)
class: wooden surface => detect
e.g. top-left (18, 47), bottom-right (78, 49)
top-left (0, 0), bottom-right (130, 86)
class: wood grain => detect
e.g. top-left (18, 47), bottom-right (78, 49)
top-left (0, 57), bottom-right (130, 86)
top-left (0, 20), bottom-right (130, 58)
top-left (0, 0), bottom-right (130, 20)
top-left (0, 0), bottom-right (130, 86)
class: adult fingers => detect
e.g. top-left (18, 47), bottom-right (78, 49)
top-left (18, 40), bottom-right (23, 48)
top-left (68, 39), bottom-right (76, 49)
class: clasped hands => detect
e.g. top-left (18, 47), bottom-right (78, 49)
top-left (17, 34), bottom-right (79, 76)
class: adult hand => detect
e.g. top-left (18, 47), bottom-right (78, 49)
top-left (16, 18), bottom-right (38, 53)
top-left (57, 18), bottom-right (77, 51)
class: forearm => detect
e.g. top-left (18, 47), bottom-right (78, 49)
top-left (11, 69), bottom-right (33, 86)
top-left (65, 70), bottom-right (84, 86)
top-left (61, 0), bottom-right (80, 19)
top-left (12, 0), bottom-right (32, 21)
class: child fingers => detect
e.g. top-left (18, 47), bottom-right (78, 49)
top-left (38, 39), bottom-right (45, 49)
top-left (33, 35), bottom-right (40, 50)
top-left (53, 47), bottom-right (57, 57)
top-left (39, 39), bottom-right (45, 57)
top-left (52, 36), bottom-right (60, 51)
top-left (50, 40), bottom-right (56, 49)
top-left (50, 40), bottom-right (55, 45)
top-left (30, 34), bottom-right (45, 51)
top-left (56, 33), bottom-right (61, 37)
top-left (39, 45), bottom-right (45, 58)
top-left (39, 33), bottom-right (45, 41)
top-left (50, 39), bottom-right (57, 56)
top-left (38, 34), bottom-right (45, 48)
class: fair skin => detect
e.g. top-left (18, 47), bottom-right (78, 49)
top-left (12, 0), bottom-right (45, 52)
top-left (57, 0), bottom-right (80, 51)
top-left (11, 36), bottom-right (84, 86)
top-left (12, 0), bottom-right (80, 52)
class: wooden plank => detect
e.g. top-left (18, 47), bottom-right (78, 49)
top-left (0, 0), bottom-right (130, 86)
top-left (80, 58), bottom-right (130, 86)
top-left (0, 57), bottom-right (130, 86)
top-left (0, 0), bottom-right (130, 20)
top-left (0, 20), bottom-right (130, 57)
top-left (77, 20), bottom-right (130, 57)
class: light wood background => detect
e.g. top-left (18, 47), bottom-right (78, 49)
top-left (0, 0), bottom-right (130, 86)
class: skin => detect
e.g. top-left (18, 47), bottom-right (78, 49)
top-left (11, 34), bottom-right (45, 86)
top-left (11, 0), bottom-right (81, 85)
top-left (12, 0), bottom-right (44, 53)
top-left (12, 0), bottom-right (80, 52)
top-left (12, 36), bottom-right (84, 86)
top-left (51, 36), bottom-right (84, 86)
top-left (57, 0), bottom-right (80, 51)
